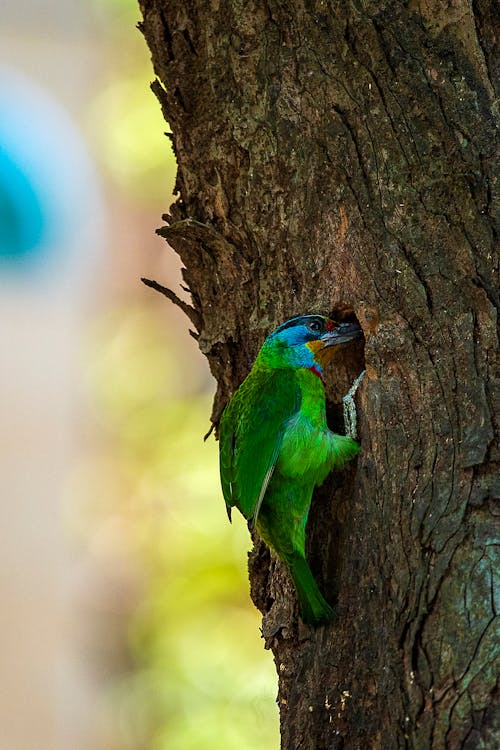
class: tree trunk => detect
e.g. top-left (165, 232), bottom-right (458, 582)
top-left (138, 1), bottom-right (499, 747)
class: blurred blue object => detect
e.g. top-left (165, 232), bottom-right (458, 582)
top-left (0, 65), bottom-right (103, 276)
top-left (0, 143), bottom-right (45, 261)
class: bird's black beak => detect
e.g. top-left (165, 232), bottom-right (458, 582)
top-left (320, 321), bottom-right (363, 348)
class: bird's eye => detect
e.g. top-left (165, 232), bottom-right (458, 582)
top-left (308, 320), bottom-right (322, 333)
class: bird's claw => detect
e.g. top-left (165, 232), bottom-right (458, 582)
top-left (342, 370), bottom-right (366, 439)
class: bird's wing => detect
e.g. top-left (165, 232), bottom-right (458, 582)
top-left (219, 368), bottom-right (301, 523)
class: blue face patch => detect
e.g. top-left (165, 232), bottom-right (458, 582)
top-left (265, 322), bottom-right (323, 369)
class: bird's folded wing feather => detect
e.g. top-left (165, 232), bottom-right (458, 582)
top-left (219, 369), bottom-right (301, 522)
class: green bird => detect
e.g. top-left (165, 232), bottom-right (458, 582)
top-left (219, 314), bottom-right (363, 626)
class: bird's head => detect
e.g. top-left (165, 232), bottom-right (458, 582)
top-left (258, 314), bottom-right (362, 375)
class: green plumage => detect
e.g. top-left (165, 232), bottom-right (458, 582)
top-left (219, 315), bottom-right (362, 626)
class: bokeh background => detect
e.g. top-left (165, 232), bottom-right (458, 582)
top-left (1, 1), bottom-right (278, 747)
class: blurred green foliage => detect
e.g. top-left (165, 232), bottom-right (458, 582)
top-left (88, 0), bottom-right (177, 205)
top-left (83, 3), bottom-right (279, 746)
top-left (87, 75), bottom-right (177, 205)
top-left (86, 308), bottom-right (279, 749)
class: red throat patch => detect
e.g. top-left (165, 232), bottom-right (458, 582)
top-left (308, 364), bottom-right (324, 381)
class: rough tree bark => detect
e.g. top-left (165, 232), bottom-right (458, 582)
top-left (139, 2), bottom-right (498, 748)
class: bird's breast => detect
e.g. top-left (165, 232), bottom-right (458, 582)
top-left (278, 413), bottom-right (332, 481)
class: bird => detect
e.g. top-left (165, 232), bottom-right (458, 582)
top-left (218, 314), bottom-right (364, 626)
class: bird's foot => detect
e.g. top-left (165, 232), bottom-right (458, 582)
top-left (342, 370), bottom-right (366, 439)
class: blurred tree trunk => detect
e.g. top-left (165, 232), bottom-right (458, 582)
top-left (139, 1), bottom-right (498, 747)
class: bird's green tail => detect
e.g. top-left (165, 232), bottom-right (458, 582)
top-left (288, 553), bottom-right (334, 626)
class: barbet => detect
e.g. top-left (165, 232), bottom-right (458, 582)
top-left (219, 315), bottom-right (363, 626)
